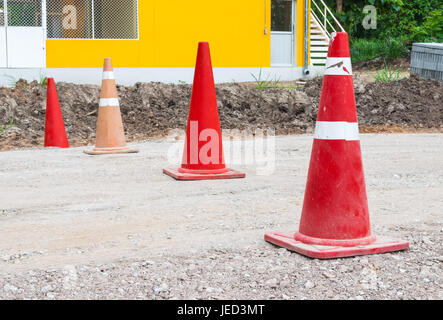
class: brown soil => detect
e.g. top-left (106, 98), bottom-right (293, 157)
top-left (353, 56), bottom-right (411, 72)
top-left (0, 74), bottom-right (442, 151)
top-left (304, 74), bottom-right (442, 129)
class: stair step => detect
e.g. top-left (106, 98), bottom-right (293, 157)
top-left (311, 40), bottom-right (329, 46)
top-left (311, 57), bottom-right (327, 62)
top-left (310, 45), bottom-right (329, 48)
top-left (311, 61), bottom-right (327, 66)
top-left (310, 46), bottom-right (329, 52)
top-left (311, 34), bottom-right (328, 40)
top-left (311, 55), bottom-right (327, 59)
top-left (311, 52), bottom-right (328, 58)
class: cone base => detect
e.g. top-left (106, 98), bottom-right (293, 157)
top-left (84, 146), bottom-right (139, 155)
top-left (44, 145), bottom-right (70, 149)
top-left (265, 232), bottom-right (409, 259)
top-left (163, 168), bottom-right (245, 181)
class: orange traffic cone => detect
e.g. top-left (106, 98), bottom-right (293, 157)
top-left (163, 42), bottom-right (245, 180)
top-left (84, 58), bottom-right (138, 155)
top-left (265, 32), bottom-right (409, 259)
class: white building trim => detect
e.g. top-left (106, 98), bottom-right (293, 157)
top-left (0, 66), bottom-right (325, 86)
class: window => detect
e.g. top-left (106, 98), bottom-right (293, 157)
top-left (0, 2), bottom-right (4, 26)
top-left (7, 0), bottom-right (42, 27)
top-left (46, 0), bottom-right (138, 39)
top-left (271, 0), bottom-right (293, 32)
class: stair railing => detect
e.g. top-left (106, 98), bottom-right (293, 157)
top-left (311, 0), bottom-right (345, 37)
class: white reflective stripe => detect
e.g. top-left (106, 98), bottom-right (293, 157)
top-left (99, 98), bottom-right (119, 107)
top-left (314, 121), bottom-right (360, 141)
top-left (102, 71), bottom-right (115, 80)
top-left (324, 57), bottom-right (353, 76)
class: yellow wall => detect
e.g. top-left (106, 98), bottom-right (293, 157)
top-left (296, 0), bottom-right (310, 67)
top-left (47, 0), bottom-right (308, 68)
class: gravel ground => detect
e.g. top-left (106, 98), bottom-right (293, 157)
top-left (0, 134), bottom-right (442, 300)
top-left (1, 234), bottom-right (441, 300)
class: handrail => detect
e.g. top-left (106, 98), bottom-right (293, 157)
top-left (311, 10), bottom-right (330, 38)
top-left (311, 0), bottom-right (345, 38)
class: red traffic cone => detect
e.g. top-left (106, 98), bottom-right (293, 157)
top-left (163, 42), bottom-right (245, 181)
top-left (265, 32), bottom-right (409, 259)
top-left (44, 78), bottom-right (69, 148)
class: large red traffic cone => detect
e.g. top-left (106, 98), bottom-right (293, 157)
top-left (44, 78), bottom-right (69, 148)
top-left (265, 32), bottom-right (409, 259)
top-left (84, 58), bottom-right (138, 155)
top-left (163, 42), bottom-right (245, 180)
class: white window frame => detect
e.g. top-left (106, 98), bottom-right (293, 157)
top-left (47, 0), bottom-right (139, 40)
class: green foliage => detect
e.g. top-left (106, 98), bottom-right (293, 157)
top-left (0, 116), bottom-right (15, 133)
top-left (251, 69), bottom-right (298, 90)
top-left (351, 37), bottom-right (408, 62)
top-left (324, 0), bottom-right (442, 51)
top-left (374, 63), bottom-right (404, 82)
top-left (251, 69), bottom-right (281, 90)
top-left (410, 9), bottom-right (443, 42)
top-left (383, 38), bottom-right (410, 60)
top-left (39, 75), bottom-right (48, 87)
top-left (3, 75), bottom-right (18, 87)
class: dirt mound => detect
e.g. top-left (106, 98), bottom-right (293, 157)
top-left (305, 73), bottom-right (442, 129)
top-left (0, 74), bottom-right (441, 150)
top-left (353, 56), bottom-right (411, 72)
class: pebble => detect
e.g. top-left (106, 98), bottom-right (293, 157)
top-left (304, 281), bottom-right (315, 289)
top-left (3, 284), bottom-right (18, 292)
top-left (41, 285), bottom-right (52, 293)
top-left (154, 283), bottom-right (168, 295)
top-left (0, 230), bottom-right (440, 299)
top-left (265, 278), bottom-right (278, 288)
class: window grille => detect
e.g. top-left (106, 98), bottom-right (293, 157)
top-left (0, 2), bottom-right (4, 26)
top-left (46, 0), bottom-right (138, 40)
top-left (6, 0), bottom-right (42, 27)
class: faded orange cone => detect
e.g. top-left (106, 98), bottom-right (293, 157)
top-left (84, 58), bottom-right (138, 155)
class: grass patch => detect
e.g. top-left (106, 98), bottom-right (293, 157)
top-left (0, 116), bottom-right (15, 134)
top-left (39, 74), bottom-right (48, 87)
top-left (374, 63), bottom-right (404, 82)
top-left (351, 38), bottom-right (409, 63)
top-left (251, 69), bottom-right (298, 91)
top-left (3, 75), bottom-right (18, 87)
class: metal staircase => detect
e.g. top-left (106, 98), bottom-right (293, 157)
top-left (310, 0), bottom-right (345, 66)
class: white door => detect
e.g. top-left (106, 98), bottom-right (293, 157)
top-left (271, 0), bottom-right (295, 66)
top-left (5, 0), bottom-right (45, 68)
top-left (0, 2), bottom-right (6, 67)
